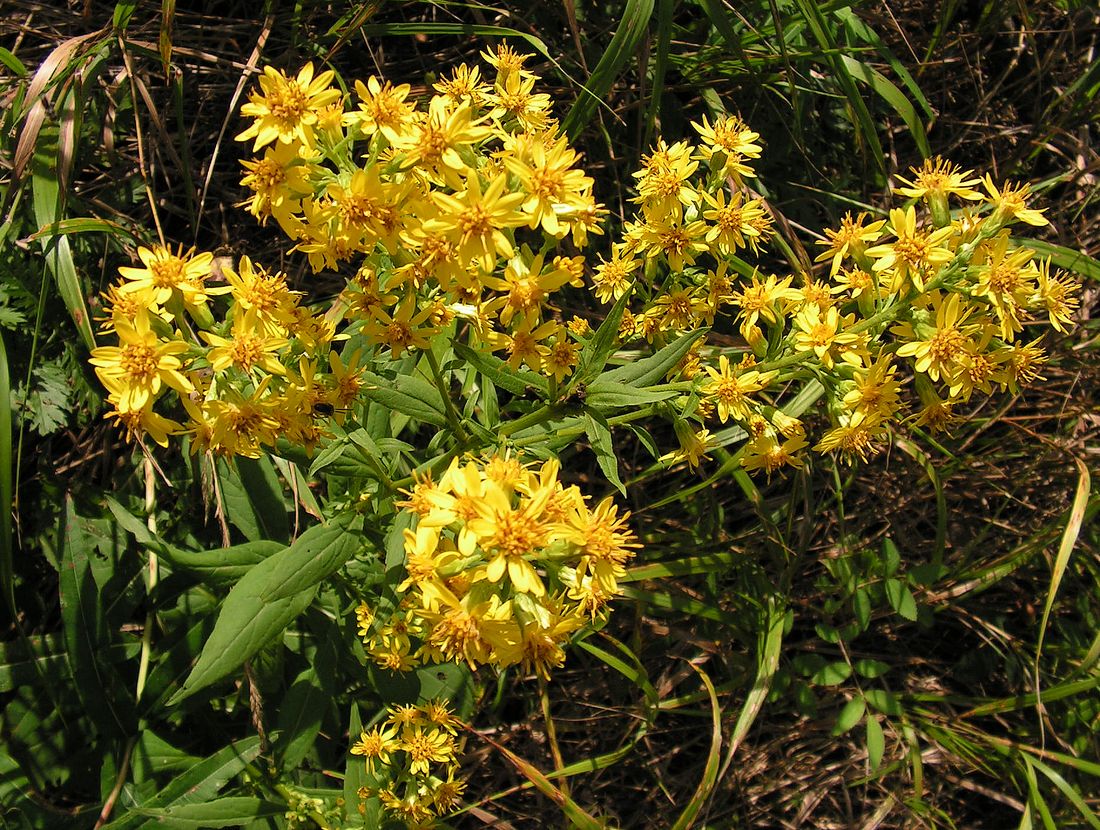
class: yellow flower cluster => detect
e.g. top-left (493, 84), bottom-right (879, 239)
top-left (237, 49), bottom-right (602, 380)
top-left (608, 145), bottom-right (1080, 471)
top-left (89, 247), bottom-right (363, 456)
top-left (350, 699), bottom-right (465, 828)
top-left (358, 454), bottom-right (638, 679)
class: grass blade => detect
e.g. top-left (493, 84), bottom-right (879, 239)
top-left (670, 663), bottom-right (722, 830)
top-left (561, 0), bottom-right (655, 139)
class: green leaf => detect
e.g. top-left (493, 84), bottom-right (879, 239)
top-left (852, 587), bottom-right (871, 630)
top-left (215, 457), bottom-right (288, 543)
top-left (360, 370), bottom-right (447, 427)
top-left (602, 329), bottom-right (707, 387)
top-left (583, 380), bottom-right (678, 409)
top-left (832, 697), bottom-right (866, 736)
top-left (881, 537), bottom-right (900, 576)
top-left (0, 330), bottom-right (10, 614)
top-left (453, 341), bottom-right (547, 397)
top-left (562, 0), bottom-right (655, 138)
top-left (583, 410), bottom-right (625, 495)
top-left (169, 512), bottom-right (365, 704)
top-left (274, 635), bottom-right (336, 770)
top-left (30, 125), bottom-right (95, 350)
top-left (58, 495), bottom-right (134, 737)
top-left (1017, 239), bottom-right (1100, 283)
top-left (854, 659), bottom-right (891, 679)
top-left (572, 287), bottom-right (633, 388)
top-left (838, 55), bottom-right (930, 158)
top-left (811, 661), bottom-right (852, 686)
top-left (133, 797), bottom-right (283, 828)
top-left (864, 689), bottom-right (902, 717)
top-left (865, 715), bottom-right (885, 772)
top-left (884, 578), bottom-right (918, 621)
top-left (103, 738), bottom-right (264, 830)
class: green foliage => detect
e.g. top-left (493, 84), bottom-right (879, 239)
top-left (2, 2), bottom-right (1098, 830)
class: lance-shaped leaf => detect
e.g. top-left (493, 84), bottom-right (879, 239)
top-left (601, 329), bottom-right (707, 387)
top-left (169, 512), bottom-right (365, 704)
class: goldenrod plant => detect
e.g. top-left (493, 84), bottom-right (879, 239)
top-left (84, 50), bottom-right (1082, 829)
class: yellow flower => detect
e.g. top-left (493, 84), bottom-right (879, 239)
top-left (741, 431), bottom-right (808, 476)
top-left (701, 354), bottom-right (775, 423)
top-left (632, 139), bottom-right (699, 219)
top-left (691, 114), bottom-right (762, 180)
top-left (238, 141), bottom-right (313, 227)
top-left (350, 724), bottom-right (400, 773)
top-left (792, 305), bottom-right (865, 370)
top-left (397, 98), bottom-right (492, 183)
top-left (117, 244), bottom-right (219, 311)
top-left (361, 293), bottom-right (439, 357)
top-left (485, 71), bottom-right (553, 131)
top-left (894, 291), bottom-right (985, 382)
top-left (1030, 259), bottom-right (1080, 333)
top-left (236, 63), bottom-right (341, 151)
top-left (428, 172), bottom-right (526, 274)
top-left (702, 189), bottom-right (773, 256)
top-left (399, 725), bottom-right (457, 776)
top-left (895, 157), bottom-right (982, 205)
top-left (89, 309), bottom-right (193, 413)
top-left (348, 76), bottom-right (415, 143)
top-left (815, 212), bottom-right (886, 277)
top-left (981, 174), bottom-right (1047, 228)
top-left (814, 410), bottom-right (887, 463)
top-left (865, 206), bottom-right (955, 292)
top-left (202, 309), bottom-right (288, 375)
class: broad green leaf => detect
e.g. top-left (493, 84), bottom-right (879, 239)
top-left (131, 731), bottom-right (201, 783)
top-left (274, 636), bottom-right (336, 770)
top-left (864, 689), bottom-right (902, 717)
top-left (854, 659), bottom-right (891, 679)
top-left (361, 370), bottom-right (447, 427)
top-left (133, 797), bottom-right (283, 828)
top-left (852, 587), bottom-right (871, 630)
top-left (832, 697), bottom-right (866, 736)
top-left (103, 738), bottom-right (263, 830)
top-left (881, 537), bottom-right (900, 576)
top-left (454, 341), bottom-right (547, 397)
top-left (811, 661), bottom-right (852, 686)
top-left (583, 410), bottom-right (625, 495)
top-left (884, 578), bottom-right (918, 621)
top-left (583, 380), bottom-right (678, 409)
top-left (58, 495), bottom-right (134, 737)
top-left (865, 715), bottom-right (885, 772)
top-left (215, 457), bottom-right (288, 543)
top-left (602, 329), bottom-right (707, 387)
top-left (170, 512), bottom-right (365, 703)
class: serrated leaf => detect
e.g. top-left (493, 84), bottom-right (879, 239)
top-left (866, 715), bottom-right (885, 771)
top-left (832, 697), bottom-right (866, 736)
top-left (881, 537), bottom-right (900, 576)
top-left (884, 578), bottom-right (917, 621)
top-left (169, 513), bottom-right (365, 704)
top-left (583, 410), bottom-right (625, 495)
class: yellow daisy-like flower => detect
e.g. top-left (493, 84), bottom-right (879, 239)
top-left (981, 173), bottom-right (1048, 228)
top-left (815, 212), bottom-right (886, 277)
top-left (236, 63), bottom-right (341, 151)
top-left (864, 205), bottom-right (955, 292)
top-left (350, 723), bottom-right (400, 774)
top-left (701, 354), bottom-right (775, 424)
top-left (89, 309), bottom-right (193, 413)
top-left (117, 244), bottom-right (219, 311)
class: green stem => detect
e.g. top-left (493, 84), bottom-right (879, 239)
top-left (499, 403), bottom-right (565, 438)
top-left (424, 348), bottom-right (469, 446)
